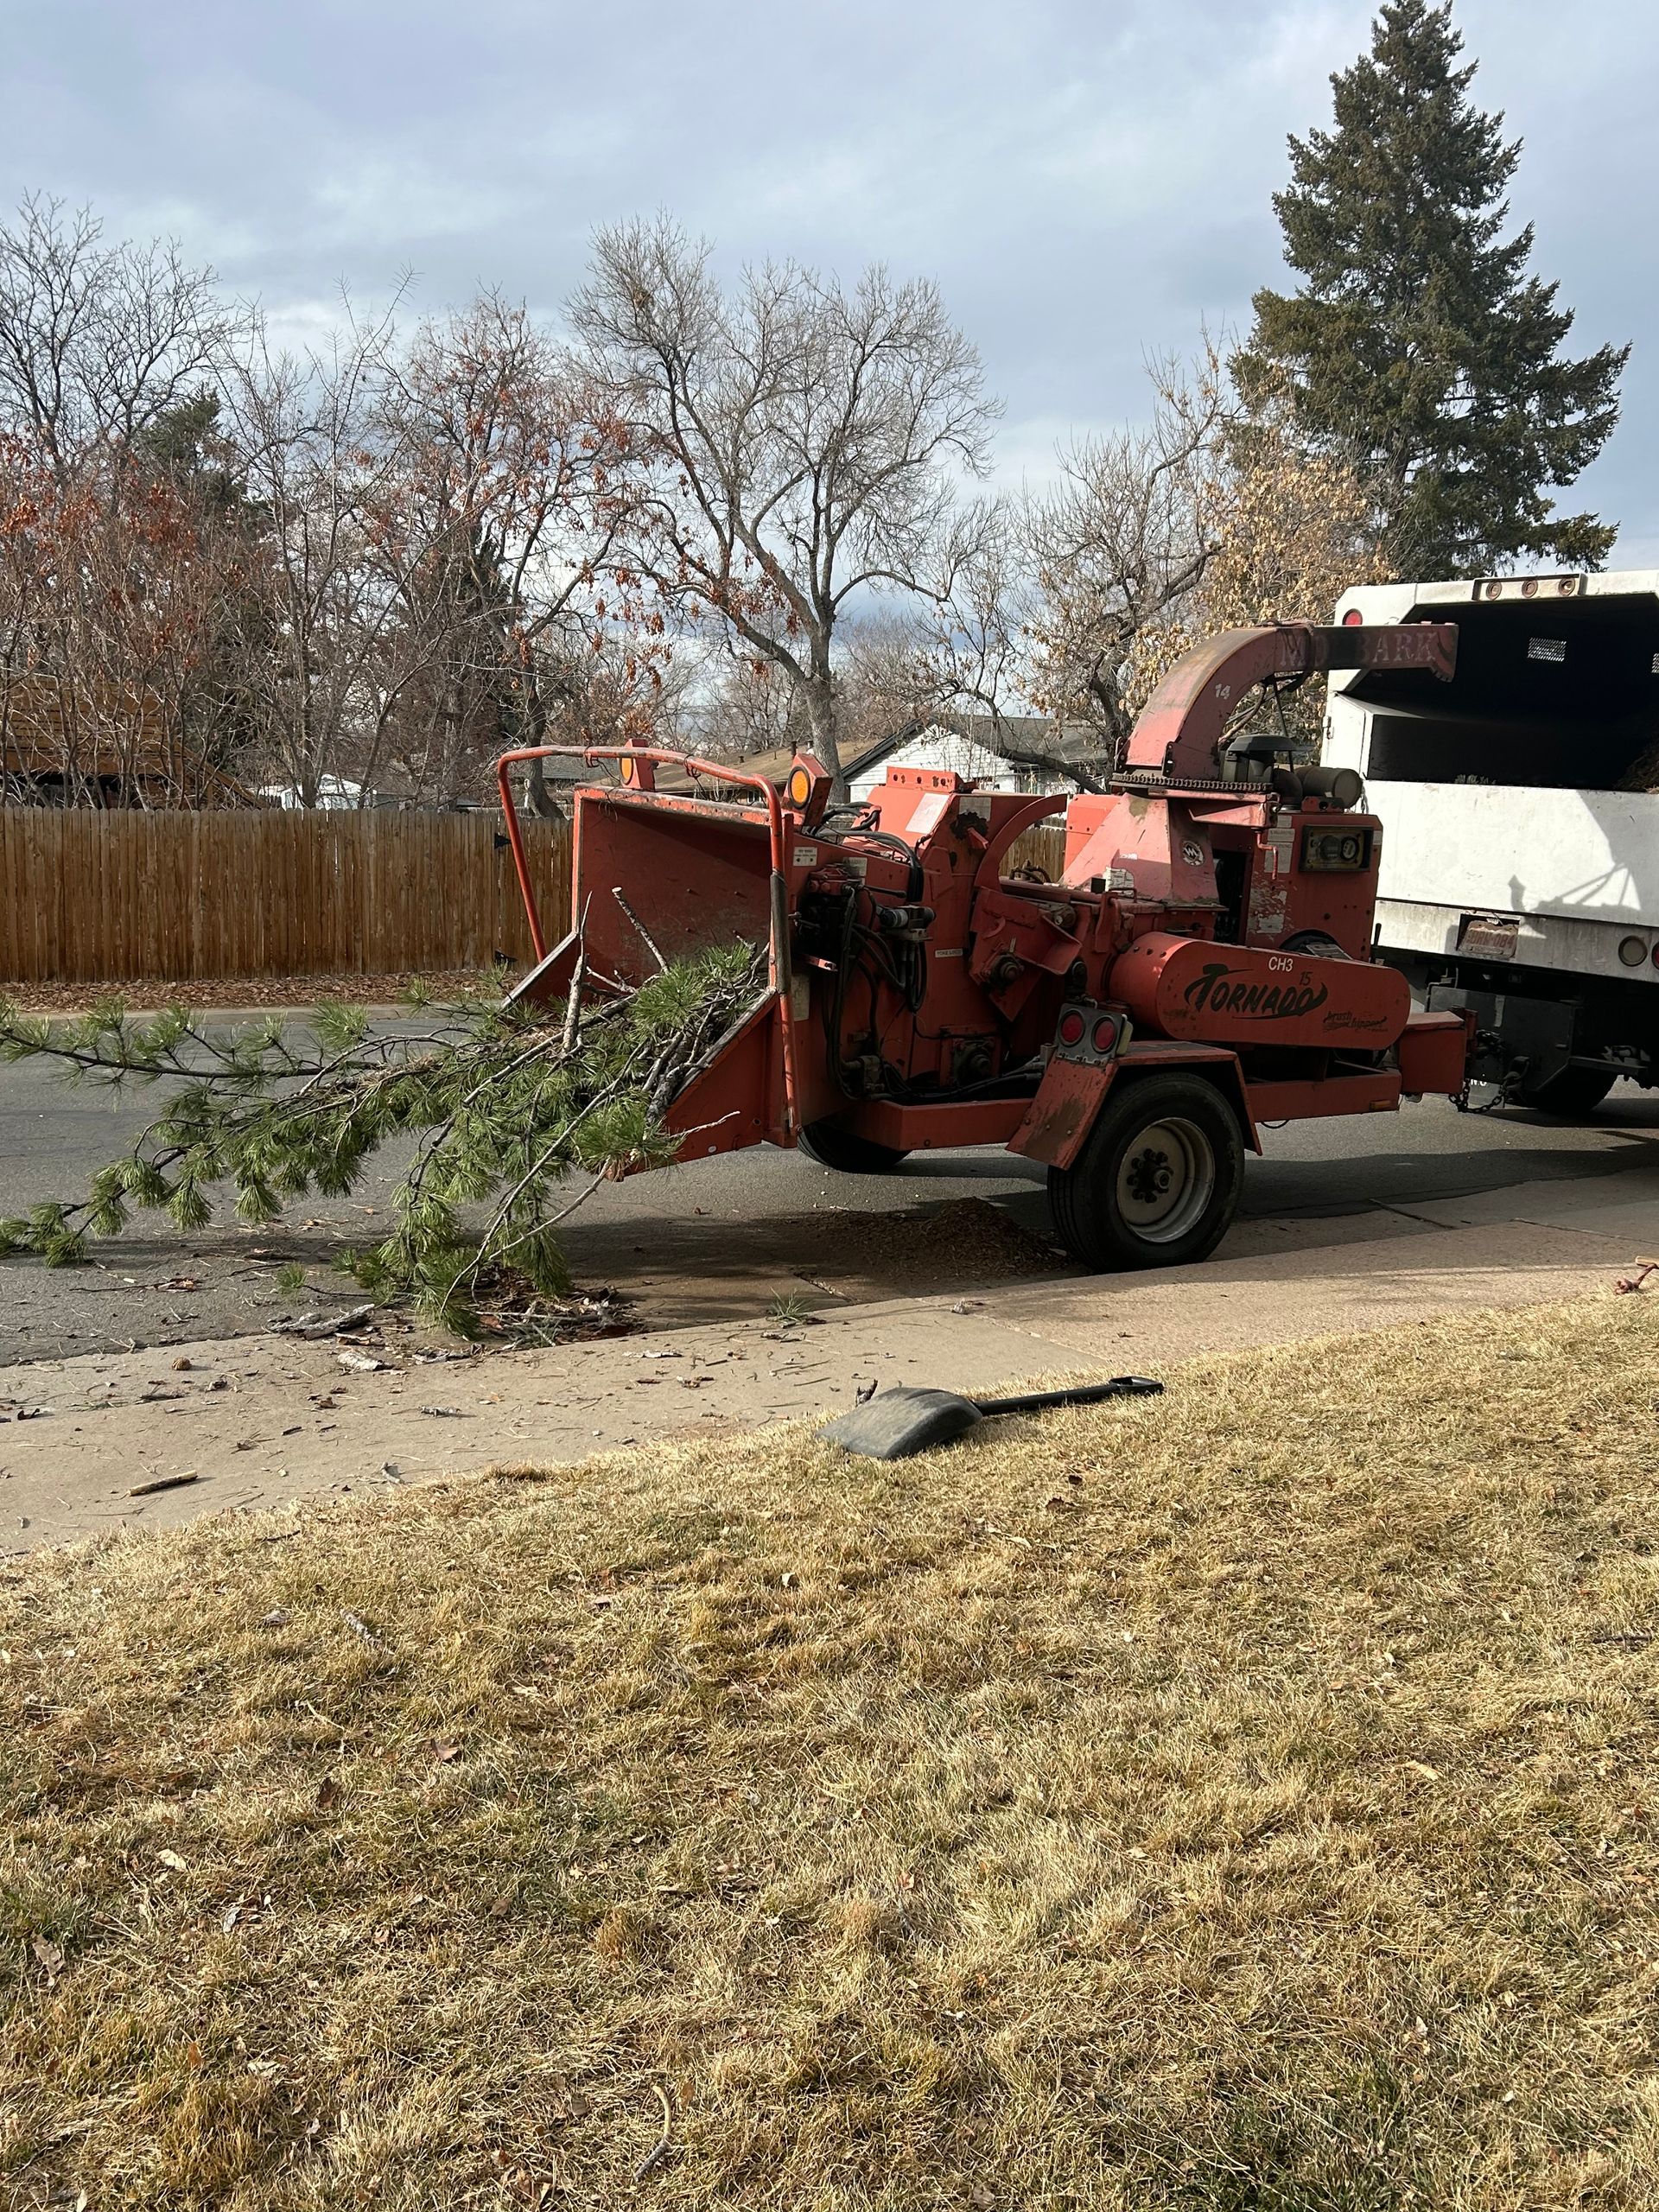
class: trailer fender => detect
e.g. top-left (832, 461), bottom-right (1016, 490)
top-left (1010, 1041), bottom-right (1259, 1170)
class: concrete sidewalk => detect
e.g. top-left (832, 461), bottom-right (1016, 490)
top-left (4, 1170), bottom-right (1655, 1554)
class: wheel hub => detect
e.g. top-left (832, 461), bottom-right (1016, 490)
top-left (1124, 1146), bottom-right (1174, 1205)
top-left (1113, 1116), bottom-right (1217, 1243)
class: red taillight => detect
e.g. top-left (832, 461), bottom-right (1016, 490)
top-left (1342, 607), bottom-right (1363, 626)
top-left (1058, 1009), bottom-right (1086, 1047)
top-left (1092, 1017), bottom-right (1118, 1054)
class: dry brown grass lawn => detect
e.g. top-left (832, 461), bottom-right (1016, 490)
top-left (3, 1294), bottom-right (1659, 2211)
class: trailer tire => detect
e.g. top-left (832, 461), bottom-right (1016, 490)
top-left (798, 1119), bottom-right (912, 1174)
top-left (1517, 1066), bottom-right (1616, 1118)
top-left (1047, 1074), bottom-right (1244, 1272)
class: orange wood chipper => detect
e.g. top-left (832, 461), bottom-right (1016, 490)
top-left (496, 620), bottom-right (1474, 1271)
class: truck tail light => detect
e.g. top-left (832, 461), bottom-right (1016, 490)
top-left (1057, 1009), bottom-right (1087, 1046)
top-left (1092, 1016), bottom-right (1121, 1053)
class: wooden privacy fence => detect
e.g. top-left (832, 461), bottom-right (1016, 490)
top-left (0, 809), bottom-right (570, 984)
top-left (1004, 820), bottom-right (1068, 877)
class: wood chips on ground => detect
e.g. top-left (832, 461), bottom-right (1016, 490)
top-left (796, 1195), bottom-right (1066, 1285)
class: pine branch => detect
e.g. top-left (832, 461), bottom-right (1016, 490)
top-left (0, 944), bottom-right (766, 1336)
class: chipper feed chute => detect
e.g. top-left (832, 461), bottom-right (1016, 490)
top-left (494, 747), bottom-right (803, 1163)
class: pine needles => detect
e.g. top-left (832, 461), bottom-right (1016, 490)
top-left (0, 943), bottom-right (767, 1335)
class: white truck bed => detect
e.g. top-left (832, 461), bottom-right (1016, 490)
top-left (1325, 570), bottom-right (1659, 994)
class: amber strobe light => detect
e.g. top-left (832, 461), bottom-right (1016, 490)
top-left (788, 766), bottom-right (812, 807)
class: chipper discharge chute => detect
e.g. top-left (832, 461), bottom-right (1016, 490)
top-left (496, 618), bottom-right (1475, 1273)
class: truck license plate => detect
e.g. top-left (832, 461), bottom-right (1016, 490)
top-left (1458, 915), bottom-right (1519, 959)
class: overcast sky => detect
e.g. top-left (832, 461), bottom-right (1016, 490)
top-left (3, 0), bottom-right (1655, 568)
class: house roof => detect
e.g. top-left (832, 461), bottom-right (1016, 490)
top-left (1, 677), bottom-right (170, 784)
top-left (849, 712), bottom-right (1106, 779)
top-left (0, 678), bottom-right (266, 805)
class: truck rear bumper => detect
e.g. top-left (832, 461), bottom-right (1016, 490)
top-left (1376, 898), bottom-right (1659, 988)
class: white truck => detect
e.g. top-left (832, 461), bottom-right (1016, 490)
top-left (1323, 569), bottom-right (1659, 1115)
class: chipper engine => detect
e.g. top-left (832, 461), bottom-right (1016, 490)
top-left (496, 620), bottom-right (1473, 1271)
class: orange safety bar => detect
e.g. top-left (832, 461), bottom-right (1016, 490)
top-left (494, 743), bottom-right (802, 1136)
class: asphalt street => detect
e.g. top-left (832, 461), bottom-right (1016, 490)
top-left (2, 1027), bottom-right (1656, 1363)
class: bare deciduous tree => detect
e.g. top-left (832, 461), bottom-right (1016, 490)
top-left (216, 300), bottom-right (432, 807)
top-left (369, 294), bottom-right (643, 805)
top-left (572, 218), bottom-right (998, 787)
top-left (0, 194), bottom-right (242, 471)
top-left (1022, 353), bottom-right (1228, 764)
top-left (939, 346), bottom-right (1387, 787)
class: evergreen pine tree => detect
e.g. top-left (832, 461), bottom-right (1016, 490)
top-left (1236, 0), bottom-right (1627, 575)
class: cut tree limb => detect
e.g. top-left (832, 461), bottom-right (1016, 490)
top-left (613, 887), bottom-right (669, 973)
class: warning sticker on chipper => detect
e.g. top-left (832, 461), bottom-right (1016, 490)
top-left (792, 845), bottom-right (818, 868)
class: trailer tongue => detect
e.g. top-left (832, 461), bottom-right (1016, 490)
top-left (497, 620), bottom-right (1474, 1272)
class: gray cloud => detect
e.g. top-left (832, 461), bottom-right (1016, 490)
top-left (3, 0), bottom-right (1653, 560)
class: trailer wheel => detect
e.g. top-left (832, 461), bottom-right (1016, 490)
top-left (1047, 1075), bottom-right (1244, 1271)
top-left (798, 1119), bottom-right (912, 1174)
top-left (1517, 1065), bottom-right (1616, 1118)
